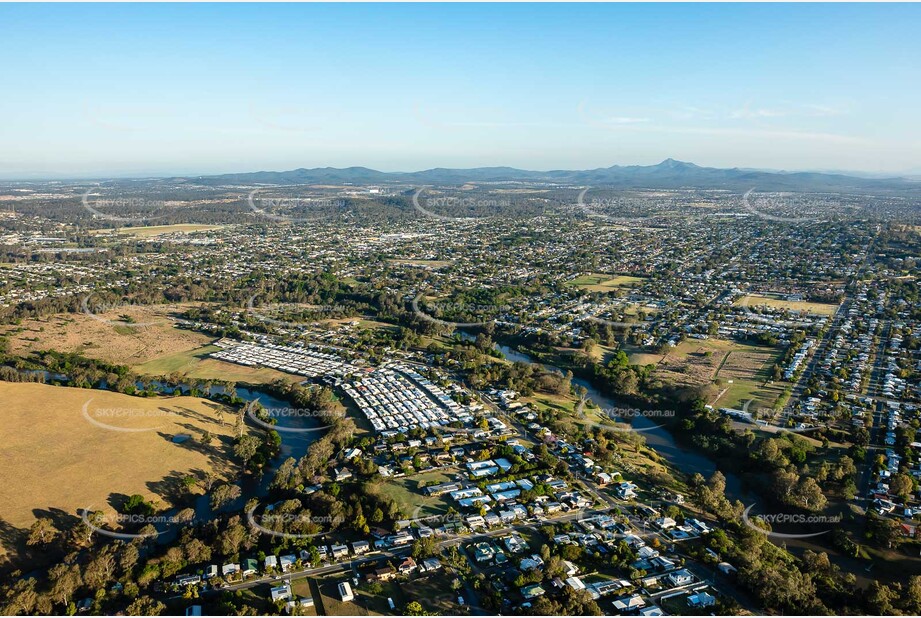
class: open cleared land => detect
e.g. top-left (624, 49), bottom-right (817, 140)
top-left (369, 470), bottom-right (455, 518)
top-left (1, 305), bottom-right (213, 366)
top-left (734, 293), bottom-right (839, 315)
top-left (712, 347), bottom-right (787, 412)
top-left (310, 575), bottom-right (377, 616)
top-left (309, 572), bottom-right (464, 616)
top-left (649, 339), bottom-right (784, 411)
top-left (651, 339), bottom-right (739, 390)
top-left (316, 318), bottom-right (396, 331)
top-left (0, 382), bottom-right (237, 533)
top-left (135, 344), bottom-right (300, 383)
top-left (386, 259), bottom-right (452, 268)
top-left (623, 343), bottom-right (667, 366)
top-left (1, 307), bottom-right (302, 382)
top-left (569, 273), bottom-right (646, 292)
top-left (92, 224), bottom-right (227, 237)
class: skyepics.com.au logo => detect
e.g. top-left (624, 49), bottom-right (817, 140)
top-left (80, 507), bottom-right (191, 541)
top-left (734, 399), bottom-right (821, 435)
top-left (81, 293), bottom-right (163, 328)
top-left (412, 188), bottom-right (508, 221)
top-left (406, 509), bottom-right (468, 530)
top-left (246, 503), bottom-right (345, 540)
top-left (244, 399), bottom-right (343, 435)
top-left (82, 399), bottom-right (180, 433)
top-left (585, 406), bottom-right (675, 433)
top-left (741, 188), bottom-right (824, 223)
top-left (246, 189), bottom-right (346, 223)
top-left (576, 188), bottom-right (653, 226)
top-left (245, 292), bottom-right (351, 329)
top-left (733, 289), bottom-right (822, 321)
top-left (411, 294), bottom-right (511, 328)
top-left (81, 191), bottom-right (167, 224)
top-left (574, 509), bottom-right (666, 542)
top-left (741, 504), bottom-right (842, 539)
top-left (579, 299), bottom-right (646, 330)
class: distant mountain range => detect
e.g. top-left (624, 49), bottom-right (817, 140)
top-left (189, 159), bottom-right (919, 192)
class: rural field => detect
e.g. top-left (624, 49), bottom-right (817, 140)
top-left (712, 345), bottom-right (787, 412)
top-left (569, 273), bottom-right (646, 292)
top-left (1, 304), bottom-right (214, 366)
top-left (734, 293), bottom-right (839, 316)
top-left (369, 470), bottom-right (455, 518)
top-left (135, 344), bottom-right (300, 384)
top-left (91, 223), bottom-right (227, 238)
top-left (1, 305), bottom-right (302, 383)
top-left (648, 338), bottom-right (738, 390)
top-left (643, 338), bottom-right (784, 411)
top-left (623, 343), bottom-right (667, 366)
top-left (0, 382), bottom-right (237, 542)
top-left (386, 258), bottom-right (452, 268)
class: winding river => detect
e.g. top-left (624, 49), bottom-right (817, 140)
top-left (30, 342), bottom-right (877, 582)
top-left (489, 340), bottom-right (885, 585)
top-left (30, 373), bottom-right (322, 541)
top-left (490, 342), bottom-right (752, 503)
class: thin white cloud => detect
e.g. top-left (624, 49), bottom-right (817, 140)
top-left (588, 121), bottom-right (871, 146)
top-left (730, 106), bottom-right (787, 119)
top-left (578, 101), bottom-right (865, 145)
top-left (801, 103), bottom-right (846, 117)
top-left (602, 116), bottom-right (650, 125)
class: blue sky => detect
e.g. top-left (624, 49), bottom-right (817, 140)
top-left (1, 3), bottom-right (919, 178)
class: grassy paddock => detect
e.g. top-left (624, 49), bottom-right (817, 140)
top-left (92, 224), bottom-right (227, 237)
top-left (569, 273), bottom-right (646, 292)
top-left (0, 382), bottom-right (237, 536)
top-left (1, 304), bottom-right (214, 367)
top-left (135, 345), bottom-right (301, 383)
top-left (369, 470), bottom-right (456, 518)
top-left (734, 294), bottom-right (838, 316)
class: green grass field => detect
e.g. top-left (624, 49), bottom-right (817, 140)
top-left (569, 273), bottom-right (646, 292)
top-left (135, 344), bottom-right (300, 383)
top-left (371, 471), bottom-right (455, 517)
top-left (711, 345), bottom-right (786, 412)
top-left (525, 392), bottom-right (579, 415)
top-left (135, 344), bottom-right (221, 374)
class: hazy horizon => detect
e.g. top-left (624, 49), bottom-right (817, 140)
top-left (1, 3), bottom-right (919, 178)
top-left (3, 158), bottom-right (921, 183)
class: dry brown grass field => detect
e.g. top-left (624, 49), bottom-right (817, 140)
top-left (1, 304), bottom-right (213, 366)
top-left (0, 382), bottom-right (238, 546)
top-left (651, 339), bottom-right (735, 390)
top-left (91, 223), bottom-right (226, 237)
top-left (734, 293), bottom-right (838, 316)
top-left (1, 304), bottom-right (302, 383)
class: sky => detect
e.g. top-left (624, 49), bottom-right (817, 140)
top-left (1, 2), bottom-right (919, 179)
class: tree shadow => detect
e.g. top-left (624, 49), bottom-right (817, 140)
top-left (104, 493), bottom-right (133, 513)
top-left (0, 517), bottom-right (28, 571)
top-left (145, 470), bottom-right (191, 505)
top-left (30, 506), bottom-right (81, 534)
